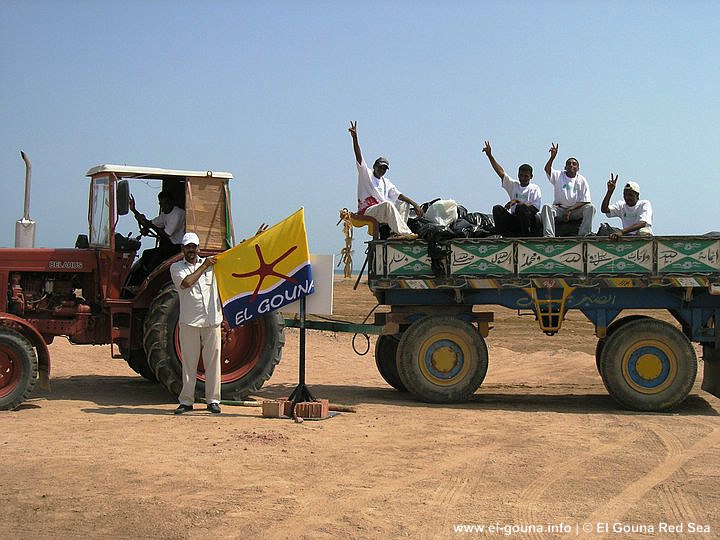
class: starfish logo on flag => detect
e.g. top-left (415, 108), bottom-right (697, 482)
top-left (215, 208), bottom-right (314, 327)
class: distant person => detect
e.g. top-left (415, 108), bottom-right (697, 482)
top-left (170, 232), bottom-right (222, 415)
top-left (540, 143), bottom-right (595, 237)
top-left (482, 141), bottom-right (542, 237)
top-left (127, 191), bottom-right (185, 286)
top-left (349, 121), bottom-right (423, 239)
top-left (600, 174), bottom-right (652, 240)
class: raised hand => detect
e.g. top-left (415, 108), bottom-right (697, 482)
top-left (203, 255), bottom-right (218, 268)
top-left (549, 142), bottom-right (559, 158)
top-left (607, 173), bottom-right (618, 191)
top-left (348, 120), bottom-right (357, 137)
top-left (482, 140), bottom-right (491, 155)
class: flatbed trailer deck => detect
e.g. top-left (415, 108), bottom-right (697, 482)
top-left (360, 234), bottom-right (720, 411)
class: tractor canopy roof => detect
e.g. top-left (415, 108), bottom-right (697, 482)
top-left (86, 164), bottom-right (233, 181)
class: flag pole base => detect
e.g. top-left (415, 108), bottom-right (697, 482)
top-left (288, 383), bottom-right (316, 405)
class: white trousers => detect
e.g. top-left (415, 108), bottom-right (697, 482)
top-left (363, 200), bottom-right (412, 234)
top-left (541, 204), bottom-right (596, 237)
top-left (178, 323), bottom-right (222, 406)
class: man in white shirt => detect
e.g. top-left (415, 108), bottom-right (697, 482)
top-left (482, 141), bottom-right (542, 237)
top-left (600, 175), bottom-right (653, 240)
top-left (127, 191), bottom-right (186, 287)
top-left (540, 143), bottom-right (596, 237)
top-left (131, 190), bottom-right (186, 246)
top-left (170, 232), bottom-right (223, 415)
top-left (349, 121), bottom-right (424, 239)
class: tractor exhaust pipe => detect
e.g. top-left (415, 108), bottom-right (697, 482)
top-left (15, 150), bottom-right (36, 248)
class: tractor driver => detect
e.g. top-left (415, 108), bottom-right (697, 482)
top-left (126, 191), bottom-right (186, 287)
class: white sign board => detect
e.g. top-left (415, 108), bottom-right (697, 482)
top-left (282, 254), bottom-right (334, 316)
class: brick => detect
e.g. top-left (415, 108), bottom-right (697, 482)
top-left (262, 400), bottom-right (291, 418)
top-left (294, 399), bottom-right (330, 419)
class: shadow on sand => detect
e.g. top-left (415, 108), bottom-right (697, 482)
top-left (17, 374), bottom-right (718, 417)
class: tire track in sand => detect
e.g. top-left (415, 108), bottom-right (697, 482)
top-left (237, 444), bottom-right (500, 538)
top-left (516, 432), bottom-right (641, 540)
top-left (586, 420), bottom-right (720, 537)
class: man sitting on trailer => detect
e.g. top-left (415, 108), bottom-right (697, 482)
top-left (599, 175), bottom-right (652, 240)
top-left (348, 121), bottom-right (424, 240)
top-left (540, 143), bottom-right (596, 237)
top-left (482, 141), bottom-right (542, 237)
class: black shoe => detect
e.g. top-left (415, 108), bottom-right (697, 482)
top-left (174, 404), bottom-right (193, 415)
top-left (207, 403), bottom-right (221, 414)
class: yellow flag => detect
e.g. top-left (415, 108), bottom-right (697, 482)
top-left (215, 208), bottom-right (313, 327)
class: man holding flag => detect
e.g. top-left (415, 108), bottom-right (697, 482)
top-left (170, 232), bottom-right (224, 415)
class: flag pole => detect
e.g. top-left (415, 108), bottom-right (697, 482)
top-left (288, 295), bottom-right (315, 405)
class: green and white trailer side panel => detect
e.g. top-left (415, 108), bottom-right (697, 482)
top-left (369, 236), bottom-right (720, 287)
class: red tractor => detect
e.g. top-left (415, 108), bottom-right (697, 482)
top-left (0, 164), bottom-right (285, 410)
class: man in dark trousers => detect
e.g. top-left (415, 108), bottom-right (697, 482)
top-left (482, 141), bottom-right (542, 237)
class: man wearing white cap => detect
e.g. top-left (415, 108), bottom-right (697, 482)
top-left (349, 121), bottom-right (424, 239)
top-left (600, 174), bottom-right (653, 240)
top-left (169, 232), bottom-right (223, 414)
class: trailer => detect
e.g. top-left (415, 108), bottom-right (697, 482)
top-left (355, 234), bottom-right (720, 411)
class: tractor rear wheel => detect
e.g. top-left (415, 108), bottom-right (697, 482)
top-left (599, 318), bottom-right (696, 411)
top-left (397, 316), bottom-right (488, 403)
top-left (144, 284), bottom-right (285, 401)
top-left (374, 334), bottom-right (407, 392)
top-left (0, 327), bottom-right (38, 410)
top-left (119, 346), bottom-right (158, 382)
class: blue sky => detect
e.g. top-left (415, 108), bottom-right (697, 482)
top-left (2, 0), bottom-right (719, 262)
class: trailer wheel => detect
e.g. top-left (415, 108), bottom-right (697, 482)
top-left (374, 335), bottom-right (407, 392)
top-left (595, 315), bottom-right (651, 373)
top-left (0, 327), bottom-right (38, 410)
top-left (599, 318), bottom-right (696, 411)
top-left (397, 316), bottom-right (488, 403)
top-left (145, 284), bottom-right (285, 401)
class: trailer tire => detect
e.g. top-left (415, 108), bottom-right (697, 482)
top-left (145, 283), bottom-right (285, 401)
top-left (595, 315), bottom-right (652, 374)
top-left (374, 335), bottom-right (407, 392)
top-left (599, 318), bottom-right (696, 411)
top-left (0, 327), bottom-right (38, 410)
top-left (397, 316), bottom-right (488, 403)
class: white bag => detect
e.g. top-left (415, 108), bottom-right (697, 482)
top-left (424, 199), bottom-right (458, 227)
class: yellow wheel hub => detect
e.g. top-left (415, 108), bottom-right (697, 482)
top-left (635, 353), bottom-right (663, 380)
top-left (431, 347), bottom-right (457, 373)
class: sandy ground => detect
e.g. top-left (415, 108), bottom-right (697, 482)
top-left (2, 277), bottom-right (720, 539)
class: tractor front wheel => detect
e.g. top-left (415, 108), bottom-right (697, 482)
top-left (0, 327), bottom-right (38, 410)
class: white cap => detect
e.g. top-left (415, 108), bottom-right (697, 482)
top-left (624, 181), bottom-right (640, 194)
top-left (182, 232), bottom-right (200, 246)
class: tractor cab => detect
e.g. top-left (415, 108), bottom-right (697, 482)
top-left (82, 165), bottom-right (235, 298)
